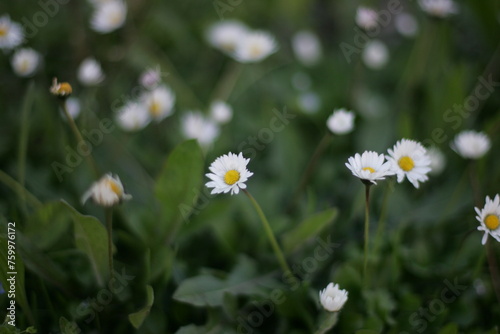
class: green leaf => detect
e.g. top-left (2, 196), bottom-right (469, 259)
top-left (128, 285), bottom-right (154, 329)
top-left (438, 323), bottom-right (458, 334)
top-left (155, 140), bottom-right (204, 241)
top-left (314, 312), bottom-right (338, 334)
top-left (59, 317), bottom-right (80, 334)
top-left (283, 208), bottom-right (337, 253)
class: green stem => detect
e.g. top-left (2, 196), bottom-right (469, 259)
top-left (373, 180), bottom-right (393, 256)
top-left (243, 189), bottom-right (291, 274)
top-left (106, 208), bottom-right (114, 282)
top-left (364, 184), bottom-right (371, 286)
top-left (18, 81), bottom-right (35, 212)
top-left (210, 61), bottom-right (243, 102)
top-left (0, 169), bottom-right (42, 210)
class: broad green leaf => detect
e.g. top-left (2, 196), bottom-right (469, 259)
top-left (314, 312), bottom-right (338, 334)
top-left (283, 208), bottom-right (337, 253)
top-left (438, 323), bottom-right (458, 334)
top-left (59, 317), bottom-right (80, 334)
top-left (128, 285), bottom-right (154, 329)
top-left (25, 201), bottom-right (71, 250)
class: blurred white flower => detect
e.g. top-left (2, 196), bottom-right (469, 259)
top-left (209, 100), bottom-right (233, 124)
top-left (116, 101), bottom-right (150, 131)
top-left (451, 130), bottom-right (491, 159)
top-left (11, 48), bottom-right (41, 77)
top-left (91, 0), bottom-right (127, 33)
top-left (233, 31), bottom-right (278, 63)
top-left (291, 30), bottom-right (322, 66)
top-left (206, 152), bottom-right (253, 195)
top-left (387, 139), bottom-right (431, 188)
top-left (139, 65), bottom-right (162, 89)
top-left (319, 283), bottom-right (348, 312)
top-left (418, 0), bottom-right (458, 18)
top-left (63, 97), bottom-right (81, 120)
top-left (356, 6), bottom-right (379, 30)
top-left (362, 40), bottom-right (389, 70)
top-left (78, 57), bottom-right (105, 85)
top-left (475, 194), bottom-right (500, 245)
top-left (297, 92), bottom-right (321, 114)
top-left (326, 109), bottom-right (355, 135)
top-left (346, 151), bottom-right (394, 185)
top-left (395, 13), bottom-right (419, 37)
top-left (142, 85), bottom-right (175, 122)
top-left (206, 20), bottom-right (248, 54)
top-left (0, 15), bottom-right (24, 50)
top-left (181, 111), bottom-right (220, 148)
top-left (427, 146), bottom-right (446, 175)
top-left (82, 173), bottom-right (132, 207)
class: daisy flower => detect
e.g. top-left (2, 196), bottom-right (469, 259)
top-left (475, 194), bottom-right (500, 245)
top-left (206, 152), bottom-right (253, 195)
top-left (319, 283), bottom-right (348, 312)
top-left (0, 15), bottom-right (24, 50)
top-left (91, 0), bottom-right (127, 33)
top-left (233, 31), bottom-right (278, 63)
top-left (386, 139), bottom-right (431, 188)
top-left (451, 130), bottom-right (490, 159)
top-left (326, 109), bottom-right (355, 135)
top-left (77, 57), bottom-right (105, 86)
top-left (291, 30), bottom-right (322, 66)
top-left (355, 6), bottom-right (379, 30)
top-left (50, 78), bottom-right (72, 99)
top-left (206, 20), bottom-right (248, 54)
top-left (11, 48), bottom-right (41, 77)
top-left (182, 111), bottom-right (220, 148)
top-left (418, 0), bottom-right (458, 18)
top-left (139, 65), bottom-right (162, 89)
top-left (82, 173), bottom-right (132, 207)
top-left (141, 85), bottom-right (175, 121)
top-left (362, 40), bottom-right (389, 70)
top-left (209, 100), bottom-right (233, 124)
top-left (395, 13), bottom-right (419, 37)
top-left (345, 151), bottom-right (394, 185)
top-left (116, 101), bottom-right (150, 131)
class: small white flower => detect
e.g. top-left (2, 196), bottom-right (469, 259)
top-left (77, 58), bottom-right (105, 86)
top-left (91, 0), bottom-right (127, 33)
top-left (345, 151), bottom-right (394, 185)
top-left (82, 173), bottom-right (132, 207)
top-left (61, 97), bottom-right (81, 120)
top-left (356, 6), bottom-right (379, 30)
top-left (387, 139), bottom-right (431, 188)
top-left (475, 194), bottom-right (500, 245)
top-left (427, 146), bottom-right (446, 175)
top-left (0, 15), bottom-right (24, 50)
top-left (418, 0), bottom-right (458, 18)
top-left (209, 100), bottom-right (232, 124)
top-left (297, 92), bottom-right (321, 114)
top-left (182, 111), bottom-right (220, 148)
top-left (395, 13), bottom-right (419, 37)
top-left (206, 152), bottom-right (253, 195)
top-left (11, 48), bottom-right (41, 77)
top-left (116, 101), bottom-right (150, 131)
top-left (451, 130), bottom-right (491, 159)
top-left (141, 85), bottom-right (175, 122)
top-left (362, 40), bottom-right (389, 70)
top-left (319, 283), bottom-right (348, 312)
top-left (139, 65), bottom-right (162, 89)
top-left (327, 109), bottom-right (355, 135)
top-left (206, 20), bottom-right (248, 54)
top-left (233, 31), bottom-right (278, 63)
top-left (291, 30), bottom-right (322, 66)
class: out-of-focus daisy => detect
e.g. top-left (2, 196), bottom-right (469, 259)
top-left (291, 30), bottom-right (322, 66)
top-left (451, 130), bottom-right (491, 159)
top-left (233, 31), bottom-right (278, 63)
top-left (206, 152), bottom-right (253, 195)
top-left (326, 109), bottom-right (355, 135)
top-left (11, 48), bottom-right (41, 77)
top-left (61, 97), bottom-right (81, 120)
top-left (475, 194), bottom-right (500, 245)
top-left (142, 85), bottom-right (175, 122)
top-left (356, 6), bottom-right (379, 30)
top-left (387, 139), bottom-right (431, 188)
top-left (0, 15), bottom-right (24, 50)
top-left (206, 20), bottom-right (248, 54)
top-left (77, 57), bottom-right (105, 86)
top-left (82, 173), bottom-right (132, 207)
top-left (50, 78), bottom-right (72, 99)
top-left (182, 111), bottom-right (220, 148)
top-left (362, 40), bottom-right (389, 70)
top-left (345, 151), bottom-right (394, 185)
top-left (297, 92), bottom-right (321, 114)
top-left (395, 13), bottom-right (419, 37)
top-left (91, 0), bottom-right (127, 33)
top-left (319, 283), bottom-right (348, 312)
top-left (427, 146), bottom-right (446, 175)
top-left (418, 0), bottom-right (458, 18)
top-left (116, 101), bottom-right (150, 131)
top-left (139, 65), bottom-right (162, 89)
top-left (209, 100), bottom-right (232, 124)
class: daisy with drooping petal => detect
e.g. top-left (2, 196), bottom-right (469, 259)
top-left (319, 283), bottom-right (348, 312)
top-left (50, 78), bottom-right (72, 99)
top-left (11, 48), bottom-right (41, 77)
top-left (356, 6), bottom-right (379, 30)
top-left (181, 111), bottom-right (220, 148)
top-left (91, 0), bottom-right (127, 33)
top-left (209, 100), bottom-right (232, 124)
top-left (451, 130), bottom-right (491, 159)
top-left (206, 152), bottom-right (253, 195)
top-left (327, 109), bottom-right (355, 135)
top-left (291, 30), bottom-right (322, 66)
top-left (78, 57), bottom-right (105, 85)
top-left (475, 194), bottom-right (500, 245)
top-left (141, 85), bottom-right (175, 122)
top-left (82, 173), bottom-right (132, 207)
top-left (0, 15), bottom-right (24, 50)
top-left (116, 101), bottom-right (150, 131)
top-left (387, 139), bottom-right (431, 188)
top-left (418, 0), bottom-right (458, 18)
top-left (345, 151), bottom-right (394, 185)
top-left (206, 20), bottom-right (248, 54)
top-left (233, 31), bottom-right (278, 63)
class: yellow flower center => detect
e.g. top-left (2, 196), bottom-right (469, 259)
top-left (398, 156), bottom-right (415, 172)
top-left (0, 26), bottom-right (8, 37)
top-left (224, 170), bottom-right (240, 185)
top-left (106, 179), bottom-right (123, 197)
top-left (485, 214), bottom-right (500, 231)
top-left (362, 167), bottom-right (375, 173)
top-left (149, 101), bottom-right (161, 117)
top-left (249, 44), bottom-right (263, 58)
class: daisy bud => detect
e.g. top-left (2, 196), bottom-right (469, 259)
top-left (319, 283), bottom-right (348, 312)
top-left (82, 173), bottom-right (132, 207)
top-left (362, 40), bottom-right (389, 70)
top-left (326, 109), bottom-right (355, 135)
top-left (78, 57), bottom-right (105, 86)
top-left (50, 78), bottom-right (73, 99)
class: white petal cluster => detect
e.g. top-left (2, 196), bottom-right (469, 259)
top-left (206, 152), bottom-right (253, 195)
top-left (319, 283), bottom-right (348, 312)
top-left (0, 15), bottom-right (24, 50)
top-left (451, 130), bottom-right (490, 159)
top-left (326, 109), bottom-right (355, 135)
top-left (418, 0), bottom-right (458, 18)
top-left (78, 57), bottom-right (105, 86)
top-left (116, 101), bottom-right (151, 132)
top-left (82, 173), bottom-right (132, 207)
top-left (356, 6), bottom-right (379, 30)
top-left (475, 195), bottom-right (500, 245)
top-left (345, 151), bottom-right (394, 185)
top-left (291, 30), bottom-right (322, 66)
top-left (142, 85), bottom-right (176, 122)
top-left (362, 40), bottom-right (389, 70)
top-left (11, 48), bottom-right (41, 77)
top-left (181, 111), bottom-right (220, 148)
top-left (91, 0), bottom-right (127, 33)
top-left (209, 100), bottom-right (233, 124)
top-left (139, 66), bottom-right (162, 90)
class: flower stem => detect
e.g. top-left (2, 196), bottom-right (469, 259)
top-left (364, 184), bottom-right (372, 286)
top-left (210, 61), bottom-right (243, 102)
top-left (106, 208), bottom-right (114, 281)
top-left (243, 189), bottom-right (291, 274)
